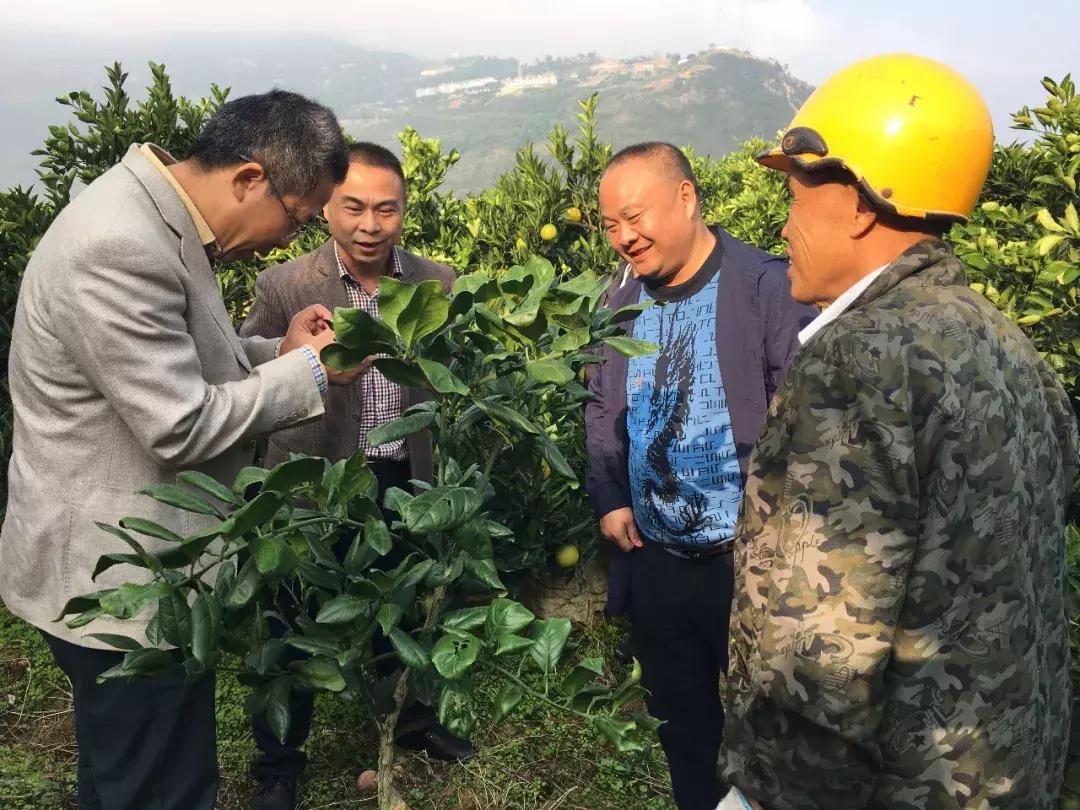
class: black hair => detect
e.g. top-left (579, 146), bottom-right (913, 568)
top-left (347, 142), bottom-right (406, 191)
top-left (605, 141), bottom-right (700, 197)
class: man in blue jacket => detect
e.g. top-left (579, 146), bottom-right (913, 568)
top-left (588, 142), bottom-right (813, 810)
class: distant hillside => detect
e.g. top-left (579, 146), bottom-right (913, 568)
top-left (0, 35), bottom-right (811, 192)
top-left (341, 49), bottom-right (813, 191)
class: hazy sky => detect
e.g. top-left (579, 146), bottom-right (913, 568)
top-left (3, 0), bottom-right (1077, 140)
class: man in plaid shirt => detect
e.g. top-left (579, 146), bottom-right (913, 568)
top-left (241, 142), bottom-right (465, 810)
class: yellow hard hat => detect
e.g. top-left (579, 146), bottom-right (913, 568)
top-left (758, 53), bottom-right (994, 222)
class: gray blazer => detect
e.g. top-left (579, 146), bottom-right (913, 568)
top-left (0, 144), bottom-right (325, 649)
top-left (239, 239), bottom-right (454, 483)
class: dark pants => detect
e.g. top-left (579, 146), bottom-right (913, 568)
top-left (628, 542), bottom-right (734, 810)
top-left (41, 630), bottom-right (218, 810)
top-left (251, 458), bottom-right (414, 781)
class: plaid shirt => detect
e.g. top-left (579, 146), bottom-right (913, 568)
top-left (335, 244), bottom-right (407, 461)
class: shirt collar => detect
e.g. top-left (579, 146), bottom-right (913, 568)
top-left (139, 143), bottom-right (220, 255)
top-left (334, 242), bottom-right (403, 287)
top-left (798, 264), bottom-right (888, 346)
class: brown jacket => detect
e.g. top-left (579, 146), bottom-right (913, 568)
top-left (239, 239), bottom-right (455, 482)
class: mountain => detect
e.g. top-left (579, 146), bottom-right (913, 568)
top-left (0, 34), bottom-right (811, 193)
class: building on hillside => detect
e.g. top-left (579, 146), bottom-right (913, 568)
top-left (497, 72), bottom-right (558, 95)
top-left (590, 59), bottom-right (625, 77)
top-left (415, 76), bottom-right (498, 100)
top-left (420, 66), bottom-right (455, 78)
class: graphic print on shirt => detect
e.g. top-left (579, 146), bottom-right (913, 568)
top-left (626, 274), bottom-right (742, 547)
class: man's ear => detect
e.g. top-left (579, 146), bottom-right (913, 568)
top-left (850, 190), bottom-right (879, 239)
top-left (231, 162), bottom-right (265, 203)
top-left (679, 179), bottom-right (699, 217)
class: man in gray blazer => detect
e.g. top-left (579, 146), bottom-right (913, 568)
top-left (0, 91), bottom-right (354, 810)
top-left (240, 142), bottom-right (467, 810)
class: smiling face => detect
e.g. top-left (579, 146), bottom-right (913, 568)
top-left (598, 157), bottom-right (700, 284)
top-left (325, 161), bottom-right (405, 273)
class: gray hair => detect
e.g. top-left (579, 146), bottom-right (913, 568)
top-left (187, 90), bottom-right (348, 197)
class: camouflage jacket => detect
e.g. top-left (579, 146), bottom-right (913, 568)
top-left (724, 240), bottom-right (1079, 809)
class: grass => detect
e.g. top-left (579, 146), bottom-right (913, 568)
top-left (0, 604), bottom-right (674, 810)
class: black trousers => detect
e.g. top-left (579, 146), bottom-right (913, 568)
top-left (41, 630), bottom-right (218, 810)
top-left (251, 458), bottom-right (416, 781)
top-left (628, 541), bottom-right (734, 810)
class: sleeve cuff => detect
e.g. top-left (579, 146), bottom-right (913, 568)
top-left (297, 345), bottom-right (328, 395)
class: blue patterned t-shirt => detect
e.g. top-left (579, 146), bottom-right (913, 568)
top-left (625, 246), bottom-right (741, 547)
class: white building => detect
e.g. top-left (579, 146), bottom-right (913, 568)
top-left (497, 71), bottom-right (558, 95)
top-left (415, 76), bottom-right (499, 99)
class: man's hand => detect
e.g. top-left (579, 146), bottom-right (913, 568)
top-left (280, 304), bottom-right (333, 355)
top-left (599, 507), bottom-right (644, 552)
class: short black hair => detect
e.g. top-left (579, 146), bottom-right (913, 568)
top-left (346, 142), bottom-right (406, 194)
top-left (605, 141), bottom-right (700, 197)
top-left (187, 90), bottom-right (348, 198)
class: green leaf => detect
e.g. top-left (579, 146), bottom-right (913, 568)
top-left (223, 558), bottom-right (261, 609)
top-left (550, 328), bottom-right (591, 354)
top-left (382, 486), bottom-right (414, 515)
top-left (401, 487), bottom-right (483, 535)
top-left (561, 657), bottom-right (605, 694)
top-left (1066, 202), bottom-right (1080, 234)
top-left (529, 618), bottom-right (572, 674)
top-left (316, 595), bottom-right (376, 624)
top-left (453, 520), bottom-right (493, 560)
top-left (365, 517), bottom-right (393, 556)
top-left (539, 435), bottom-right (577, 481)
top-left (99, 582), bottom-right (169, 620)
top-left (388, 628), bottom-right (430, 669)
top-left (603, 336), bottom-right (660, 358)
top-left (265, 678), bottom-right (292, 744)
top-left (525, 358), bottom-right (574, 384)
top-left (397, 558), bottom-right (436, 590)
top-left (464, 556), bottom-right (504, 590)
top-left (119, 517), bottom-right (183, 543)
top-left (343, 535), bottom-right (380, 576)
top-left (485, 598), bottom-right (535, 638)
top-left (55, 591), bottom-right (112, 622)
top-left (417, 358), bottom-right (469, 394)
top-left (1037, 207), bottom-right (1065, 232)
top-left (138, 484), bottom-right (220, 516)
top-left (86, 633), bottom-right (143, 652)
top-left (441, 606), bottom-right (488, 633)
top-left (492, 683), bottom-right (524, 723)
top-left (285, 635), bottom-right (341, 659)
top-left (379, 277), bottom-right (450, 350)
top-left (377, 603), bottom-right (404, 636)
top-left (92, 553), bottom-right (146, 581)
top-left (437, 677), bottom-right (477, 738)
top-left (371, 357), bottom-right (429, 388)
top-left (367, 411), bottom-right (435, 447)
top-left (97, 648), bottom-right (173, 682)
top-left (233, 466), bottom-right (269, 494)
top-left (289, 657), bottom-right (346, 692)
top-left (157, 588), bottom-right (193, 647)
top-left (263, 456), bottom-right (326, 493)
top-left (177, 471), bottom-right (243, 506)
top-left (591, 716), bottom-right (644, 753)
top-left (297, 560), bottom-right (341, 592)
top-left (493, 633), bottom-right (536, 657)
top-left (1036, 234), bottom-right (1067, 256)
top-left (475, 399), bottom-right (541, 435)
top-left (332, 305), bottom-right (398, 351)
top-left (228, 490), bottom-right (283, 538)
top-left (610, 300), bottom-right (653, 323)
top-left (247, 639), bottom-right (288, 674)
top-left (250, 536), bottom-right (299, 578)
top-left (190, 591), bottom-right (221, 668)
top-left (431, 632), bottom-right (481, 679)
top-left (322, 343), bottom-right (375, 374)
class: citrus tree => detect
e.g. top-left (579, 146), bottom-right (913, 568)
top-left (58, 255), bottom-right (658, 810)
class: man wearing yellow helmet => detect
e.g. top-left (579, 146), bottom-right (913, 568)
top-left (720, 54), bottom-right (1079, 809)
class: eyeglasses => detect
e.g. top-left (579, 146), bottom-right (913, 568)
top-left (237, 152), bottom-right (304, 235)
